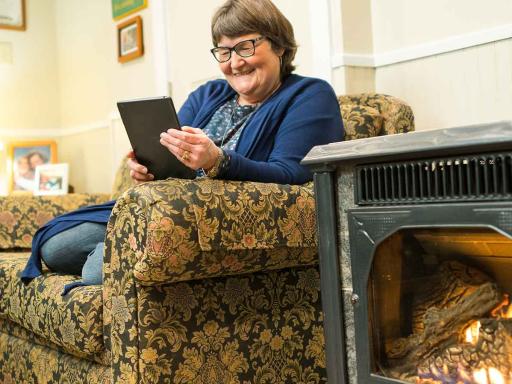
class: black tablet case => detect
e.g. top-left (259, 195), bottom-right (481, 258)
top-left (117, 97), bottom-right (196, 180)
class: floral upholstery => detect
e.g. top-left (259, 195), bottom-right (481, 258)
top-left (339, 93), bottom-right (415, 140)
top-left (111, 156), bottom-right (136, 200)
top-left (0, 193), bottom-right (110, 249)
top-left (0, 93), bottom-right (415, 383)
top-left (110, 178), bottom-right (317, 285)
top-left (0, 256), bottom-right (107, 363)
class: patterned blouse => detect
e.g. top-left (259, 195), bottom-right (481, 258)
top-left (202, 96), bottom-right (257, 151)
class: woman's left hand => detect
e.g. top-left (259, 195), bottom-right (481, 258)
top-left (160, 126), bottom-right (220, 170)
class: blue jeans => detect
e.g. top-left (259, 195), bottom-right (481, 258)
top-left (40, 222), bottom-right (106, 285)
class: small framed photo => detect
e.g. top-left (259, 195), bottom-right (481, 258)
top-left (8, 140), bottom-right (57, 194)
top-left (34, 163), bottom-right (69, 196)
top-left (0, 0), bottom-right (26, 31)
top-left (117, 15), bottom-right (143, 63)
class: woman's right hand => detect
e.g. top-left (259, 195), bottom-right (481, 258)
top-left (126, 150), bottom-right (154, 183)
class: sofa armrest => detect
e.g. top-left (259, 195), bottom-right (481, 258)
top-left (104, 178), bottom-right (317, 286)
top-left (0, 193), bottom-right (111, 249)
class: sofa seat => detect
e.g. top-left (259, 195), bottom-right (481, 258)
top-left (0, 252), bottom-right (106, 363)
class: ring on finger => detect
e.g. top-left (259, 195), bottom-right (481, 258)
top-left (181, 150), bottom-right (190, 161)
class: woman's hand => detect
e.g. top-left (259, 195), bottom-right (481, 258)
top-left (160, 126), bottom-right (220, 170)
top-left (126, 150), bottom-right (154, 184)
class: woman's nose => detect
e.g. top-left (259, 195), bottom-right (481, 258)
top-left (230, 52), bottom-right (245, 69)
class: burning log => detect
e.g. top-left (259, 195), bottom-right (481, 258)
top-left (414, 318), bottom-right (512, 383)
top-left (386, 282), bottom-right (503, 376)
top-left (384, 261), bottom-right (505, 379)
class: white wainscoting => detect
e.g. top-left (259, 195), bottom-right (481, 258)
top-left (332, 23), bottom-right (512, 68)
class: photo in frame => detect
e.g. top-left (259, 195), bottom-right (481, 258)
top-left (112, 0), bottom-right (147, 20)
top-left (0, 0), bottom-right (26, 31)
top-left (34, 163), bottom-right (69, 196)
top-left (8, 140), bottom-right (57, 193)
top-left (117, 15), bottom-right (143, 63)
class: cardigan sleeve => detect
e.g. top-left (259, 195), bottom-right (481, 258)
top-left (221, 88), bottom-right (344, 185)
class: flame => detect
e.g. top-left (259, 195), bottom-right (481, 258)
top-left (465, 320), bottom-right (481, 344)
top-left (488, 368), bottom-right (505, 384)
top-left (505, 303), bottom-right (512, 319)
top-left (491, 294), bottom-right (510, 318)
top-left (473, 367), bottom-right (505, 384)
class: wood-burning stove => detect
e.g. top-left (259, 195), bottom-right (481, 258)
top-left (302, 121), bottom-right (512, 384)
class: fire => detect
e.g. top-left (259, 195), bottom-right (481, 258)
top-left (465, 320), bottom-right (481, 344)
top-left (473, 367), bottom-right (505, 384)
top-left (418, 292), bottom-right (512, 384)
top-left (464, 293), bottom-right (512, 346)
top-left (490, 294), bottom-right (511, 318)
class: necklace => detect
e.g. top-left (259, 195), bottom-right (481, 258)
top-left (215, 81), bottom-right (282, 148)
top-left (215, 99), bottom-right (256, 147)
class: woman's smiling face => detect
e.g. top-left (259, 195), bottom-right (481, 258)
top-left (217, 34), bottom-right (283, 105)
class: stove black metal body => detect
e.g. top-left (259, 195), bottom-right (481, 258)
top-left (302, 121), bottom-right (512, 384)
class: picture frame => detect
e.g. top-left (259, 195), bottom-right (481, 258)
top-left (34, 163), bottom-right (69, 196)
top-left (0, 0), bottom-right (26, 31)
top-left (117, 15), bottom-right (143, 63)
top-left (111, 0), bottom-right (147, 21)
top-left (7, 140), bottom-right (57, 194)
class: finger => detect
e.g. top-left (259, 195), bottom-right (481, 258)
top-left (159, 137), bottom-right (189, 161)
top-left (130, 169), bottom-right (154, 182)
top-left (127, 157), bottom-right (149, 174)
top-left (160, 132), bottom-right (190, 149)
top-left (181, 126), bottom-right (203, 134)
top-left (126, 150), bottom-right (136, 159)
top-left (166, 128), bottom-right (205, 145)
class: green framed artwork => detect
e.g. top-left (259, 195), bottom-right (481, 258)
top-left (112, 0), bottom-right (147, 20)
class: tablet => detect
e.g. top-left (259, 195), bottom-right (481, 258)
top-left (117, 96), bottom-right (196, 180)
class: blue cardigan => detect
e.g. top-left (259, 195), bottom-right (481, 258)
top-left (21, 74), bottom-right (343, 285)
top-left (179, 74), bottom-right (343, 184)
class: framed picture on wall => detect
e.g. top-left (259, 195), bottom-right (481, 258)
top-left (34, 163), bottom-right (69, 196)
top-left (112, 0), bottom-right (147, 20)
top-left (7, 140), bottom-right (57, 194)
top-left (0, 0), bottom-right (26, 31)
top-left (117, 15), bottom-right (143, 63)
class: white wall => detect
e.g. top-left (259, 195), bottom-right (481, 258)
top-left (53, 0), bottom-right (169, 193)
top-left (0, 0), bottom-right (60, 132)
top-left (371, 0), bottom-right (512, 53)
top-left (376, 39), bottom-right (512, 131)
top-left (55, 0), bottom-right (160, 129)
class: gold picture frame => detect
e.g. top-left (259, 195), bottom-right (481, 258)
top-left (117, 15), bottom-right (143, 63)
top-left (0, 0), bottom-right (26, 31)
top-left (7, 140), bottom-right (57, 194)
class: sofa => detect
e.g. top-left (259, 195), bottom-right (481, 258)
top-left (0, 94), bottom-right (414, 384)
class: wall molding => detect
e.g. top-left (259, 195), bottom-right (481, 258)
top-left (332, 23), bottom-right (512, 69)
top-left (0, 120), bottom-right (109, 139)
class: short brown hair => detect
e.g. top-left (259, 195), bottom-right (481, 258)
top-left (211, 0), bottom-right (297, 78)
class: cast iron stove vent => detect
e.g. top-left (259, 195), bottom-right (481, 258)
top-left (356, 151), bottom-right (512, 205)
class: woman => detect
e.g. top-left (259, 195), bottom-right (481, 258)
top-left (22, 0), bottom-right (343, 292)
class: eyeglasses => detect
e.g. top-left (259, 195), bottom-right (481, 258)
top-left (210, 36), bottom-right (266, 63)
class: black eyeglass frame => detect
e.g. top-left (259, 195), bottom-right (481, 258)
top-left (210, 36), bottom-right (266, 63)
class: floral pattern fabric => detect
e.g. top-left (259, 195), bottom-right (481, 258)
top-left (111, 178), bottom-right (318, 285)
top-left (339, 93), bottom-right (415, 140)
top-left (0, 193), bottom-right (111, 250)
top-left (0, 329), bottom-right (110, 384)
top-left (0, 252), bottom-right (107, 364)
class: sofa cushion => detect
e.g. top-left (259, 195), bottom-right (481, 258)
top-left (0, 252), bottom-right (105, 362)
